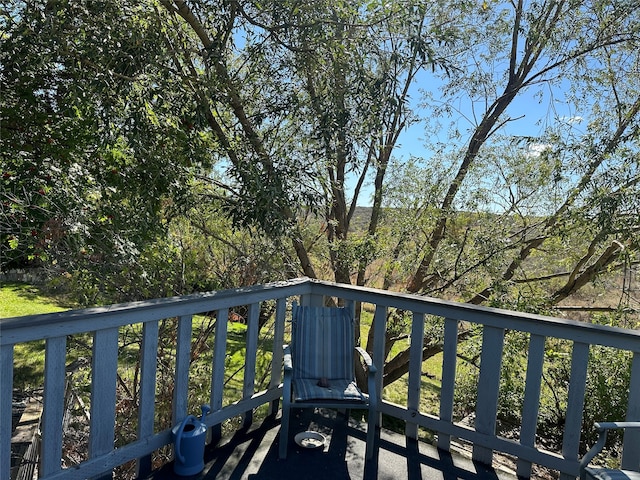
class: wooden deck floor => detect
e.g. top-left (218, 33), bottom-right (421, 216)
top-left (147, 409), bottom-right (519, 480)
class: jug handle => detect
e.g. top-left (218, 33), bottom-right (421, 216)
top-left (174, 415), bottom-right (196, 464)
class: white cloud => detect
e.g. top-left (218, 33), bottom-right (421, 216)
top-left (527, 143), bottom-right (552, 157)
top-left (561, 115), bottom-right (584, 124)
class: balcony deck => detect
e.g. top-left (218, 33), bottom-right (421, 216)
top-left (2, 277), bottom-right (639, 480)
top-left (147, 409), bottom-right (518, 480)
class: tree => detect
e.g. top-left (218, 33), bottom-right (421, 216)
top-left (405, 0), bottom-right (640, 296)
top-left (1, 0), bottom-right (215, 300)
top-left (375, 0), bottom-right (640, 385)
top-left (2, 0), bottom-right (638, 387)
top-left (155, 0), bottom-right (460, 288)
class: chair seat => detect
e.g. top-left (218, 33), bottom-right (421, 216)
top-left (293, 378), bottom-right (366, 402)
top-left (585, 468), bottom-right (640, 480)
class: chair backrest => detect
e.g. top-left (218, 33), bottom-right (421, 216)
top-left (291, 303), bottom-right (354, 380)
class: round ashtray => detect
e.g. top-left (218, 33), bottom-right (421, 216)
top-left (294, 431), bottom-right (326, 449)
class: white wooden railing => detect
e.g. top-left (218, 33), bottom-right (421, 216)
top-left (1, 278), bottom-right (639, 479)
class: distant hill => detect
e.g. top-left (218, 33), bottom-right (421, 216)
top-left (351, 206), bottom-right (373, 232)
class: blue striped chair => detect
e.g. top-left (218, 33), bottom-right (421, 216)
top-left (580, 422), bottom-right (640, 480)
top-left (279, 302), bottom-right (378, 460)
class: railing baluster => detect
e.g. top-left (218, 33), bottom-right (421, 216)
top-left (0, 344), bottom-right (13, 480)
top-left (210, 308), bottom-right (229, 440)
top-left (372, 305), bottom-right (387, 428)
top-left (622, 351), bottom-right (640, 469)
top-left (560, 341), bottom-right (590, 480)
top-left (89, 327), bottom-right (119, 478)
top-left (172, 315), bottom-right (192, 424)
top-left (41, 336), bottom-right (67, 476)
top-left (473, 325), bottom-right (505, 465)
top-left (438, 317), bottom-right (459, 450)
top-left (405, 311), bottom-right (425, 440)
top-left (268, 298), bottom-right (287, 416)
top-left (517, 333), bottom-right (546, 478)
top-left (242, 303), bottom-right (260, 428)
top-left (136, 320), bottom-right (159, 478)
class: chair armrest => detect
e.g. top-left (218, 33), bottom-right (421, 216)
top-left (356, 347), bottom-right (378, 416)
top-left (595, 421), bottom-right (640, 430)
top-left (355, 346), bottom-right (377, 373)
top-left (283, 344), bottom-right (292, 371)
top-left (579, 422), bottom-right (640, 480)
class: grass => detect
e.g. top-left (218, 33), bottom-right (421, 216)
top-left (0, 282), bottom-right (70, 318)
top-left (1, 282), bottom-right (73, 390)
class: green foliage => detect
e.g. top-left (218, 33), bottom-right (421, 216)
top-left (3, 0), bottom-right (638, 315)
top-left (1, 0), bottom-right (217, 284)
top-left (52, 237), bottom-right (184, 305)
top-left (2, 1), bottom-right (638, 474)
top-left (446, 327), bottom-right (528, 436)
top-left (453, 316), bottom-right (634, 457)
top-left (582, 346), bottom-right (632, 452)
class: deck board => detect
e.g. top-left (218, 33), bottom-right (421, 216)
top-left (147, 409), bottom-right (518, 480)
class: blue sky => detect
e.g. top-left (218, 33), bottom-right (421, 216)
top-left (351, 73), bottom-right (587, 206)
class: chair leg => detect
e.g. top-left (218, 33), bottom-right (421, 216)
top-left (365, 408), bottom-right (376, 460)
top-left (279, 401), bottom-right (291, 459)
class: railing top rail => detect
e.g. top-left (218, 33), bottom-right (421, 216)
top-left (2, 277), bottom-right (638, 352)
top-left (0, 278), bottom-right (311, 345)
top-left (307, 279), bottom-right (640, 352)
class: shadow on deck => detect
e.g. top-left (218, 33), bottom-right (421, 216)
top-left (147, 409), bottom-right (519, 480)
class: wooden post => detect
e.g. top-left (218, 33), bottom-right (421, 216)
top-left (242, 303), bottom-right (260, 428)
top-left (438, 318), bottom-right (458, 451)
top-left (405, 311), bottom-right (425, 440)
top-left (517, 334), bottom-right (546, 478)
top-left (173, 316), bottom-right (193, 425)
top-left (268, 298), bottom-right (287, 417)
top-left (41, 336), bottom-right (67, 476)
top-left (473, 325), bottom-right (505, 465)
top-left (372, 305), bottom-right (387, 429)
top-left (622, 351), bottom-right (640, 469)
top-left (136, 320), bottom-right (159, 478)
top-left (89, 327), bottom-right (119, 480)
top-left (560, 342), bottom-right (589, 480)
top-left (0, 345), bottom-right (13, 480)
top-left (210, 308), bottom-right (229, 441)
